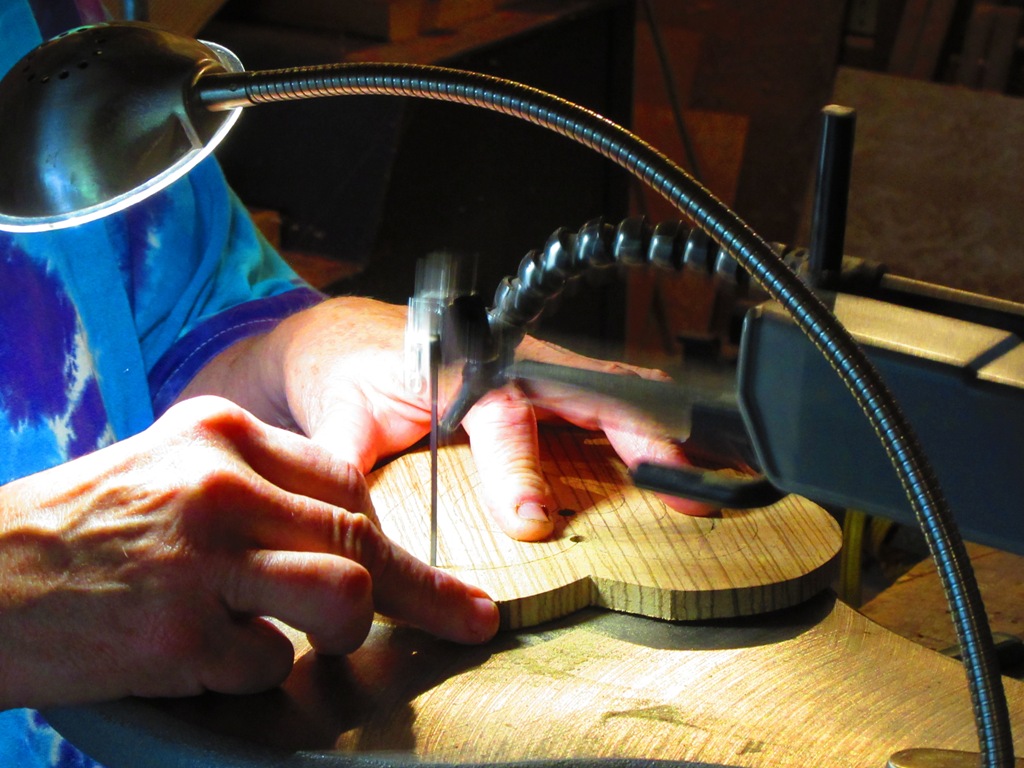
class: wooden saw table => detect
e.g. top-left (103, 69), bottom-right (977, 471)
top-left (46, 428), bottom-right (1024, 767)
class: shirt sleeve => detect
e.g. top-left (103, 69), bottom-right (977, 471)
top-left (114, 157), bottom-right (325, 413)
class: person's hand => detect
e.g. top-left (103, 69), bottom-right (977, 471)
top-left (0, 396), bottom-right (498, 710)
top-left (188, 296), bottom-right (712, 543)
top-left (460, 334), bottom-right (716, 538)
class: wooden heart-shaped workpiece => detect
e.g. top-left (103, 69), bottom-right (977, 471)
top-left (369, 427), bottom-right (841, 629)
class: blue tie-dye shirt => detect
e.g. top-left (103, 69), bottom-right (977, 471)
top-left (0, 160), bottom-right (322, 484)
top-left (0, 3), bottom-right (323, 764)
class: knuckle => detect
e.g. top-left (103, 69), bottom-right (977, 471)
top-left (163, 396), bottom-right (257, 446)
top-left (190, 464), bottom-right (245, 498)
top-left (339, 464), bottom-right (373, 515)
top-left (473, 387), bottom-right (536, 426)
top-left (335, 511), bottom-right (389, 575)
top-left (215, 557), bottom-right (251, 614)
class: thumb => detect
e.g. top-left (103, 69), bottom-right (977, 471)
top-left (304, 400), bottom-right (388, 474)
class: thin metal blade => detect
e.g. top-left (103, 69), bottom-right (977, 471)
top-left (429, 334), bottom-right (441, 567)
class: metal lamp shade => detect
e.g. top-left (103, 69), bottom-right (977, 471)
top-left (0, 22), bottom-right (243, 231)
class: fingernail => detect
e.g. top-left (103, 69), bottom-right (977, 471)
top-left (515, 502), bottom-right (550, 522)
top-left (469, 597), bottom-right (500, 641)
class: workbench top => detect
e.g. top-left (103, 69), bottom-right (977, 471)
top-left (46, 429), bottom-right (1024, 767)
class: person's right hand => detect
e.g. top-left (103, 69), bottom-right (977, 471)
top-left (0, 396), bottom-right (498, 711)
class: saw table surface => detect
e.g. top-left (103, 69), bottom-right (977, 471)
top-left (47, 427), bottom-right (1024, 768)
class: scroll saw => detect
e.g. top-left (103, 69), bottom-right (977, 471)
top-left (409, 106), bottom-right (1024, 559)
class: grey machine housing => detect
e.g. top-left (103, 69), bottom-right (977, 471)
top-left (737, 290), bottom-right (1024, 555)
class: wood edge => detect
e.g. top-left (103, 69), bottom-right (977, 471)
top-left (588, 553), bottom-right (841, 622)
top-left (498, 576), bottom-right (594, 630)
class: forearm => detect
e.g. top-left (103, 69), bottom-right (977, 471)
top-left (170, 295), bottom-right (346, 432)
top-left (165, 290), bottom-right (331, 429)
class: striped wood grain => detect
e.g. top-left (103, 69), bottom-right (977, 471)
top-left (369, 426), bottom-right (842, 629)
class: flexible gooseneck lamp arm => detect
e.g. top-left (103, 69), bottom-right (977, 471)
top-left (0, 23), bottom-right (1013, 767)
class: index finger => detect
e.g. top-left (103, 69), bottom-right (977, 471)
top-left (240, 500), bottom-right (499, 645)
top-left (331, 511), bottom-right (500, 645)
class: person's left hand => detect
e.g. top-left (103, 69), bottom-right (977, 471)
top-left (182, 296), bottom-right (713, 542)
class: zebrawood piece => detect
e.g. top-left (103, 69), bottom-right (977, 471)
top-left (369, 426), bottom-right (842, 629)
